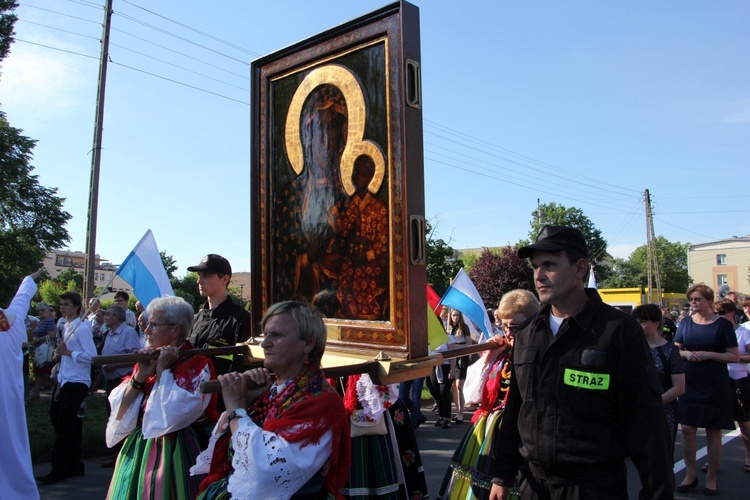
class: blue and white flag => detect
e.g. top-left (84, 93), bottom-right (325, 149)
top-left (116, 230), bottom-right (173, 308)
top-left (438, 268), bottom-right (494, 340)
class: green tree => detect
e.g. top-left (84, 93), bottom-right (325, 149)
top-left (171, 272), bottom-right (202, 312)
top-left (38, 279), bottom-right (65, 307)
top-left (602, 237), bottom-right (690, 293)
top-left (160, 251), bottom-right (178, 281)
top-left (599, 257), bottom-right (640, 289)
top-left (0, 1), bottom-right (18, 65)
top-left (1, 3), bottom-right (72, 304)
top-left (426, 221), bottom-right (463, 296)
top-left (527, 202), bottom-right (609, 282)
top-left (53, 267), bottom-right (83, 291)
top-left (460, 252), bottom-right (480, 274)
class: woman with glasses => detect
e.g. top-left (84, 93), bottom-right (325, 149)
top-left (438, 290), bottom-right (539, 500)
top-left (105, 296), bottom-right (219, 499)
top-left (674, 284), bottom-right (739, 495)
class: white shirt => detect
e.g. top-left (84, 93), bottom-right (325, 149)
top-left (729, 325), bottom-right (750, 380)
top-left (57, 317), bottom-right (96, 387)
top-left (106, 363), bottom-right (212, 447)
top-left (0, 277), bottom-right (41, 499)
top-left (191, 413), bottom-right (332, 500)
top-left (125, 309), bottom-right (137, 328)
top-left (431, 334), bottom-right (456, 365)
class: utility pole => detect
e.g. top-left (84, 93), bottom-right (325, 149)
top-left (537, 198), bottom-right (542, 228)
top-left (83, 0), bottom-right (113, 302)
top-left (644, 189), bottom-right (663, 304)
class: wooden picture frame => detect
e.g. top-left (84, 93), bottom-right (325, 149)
top-left (251, 1), bottom-right (427, 360)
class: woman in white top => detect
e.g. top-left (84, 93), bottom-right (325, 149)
top-left (716, 298), bottom-right (750, 472)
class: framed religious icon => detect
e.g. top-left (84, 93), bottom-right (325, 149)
top-left (250, 1), bottom-right (428, 360)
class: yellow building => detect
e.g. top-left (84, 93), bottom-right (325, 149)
top-left (687, 237), bottom-right (750, 296)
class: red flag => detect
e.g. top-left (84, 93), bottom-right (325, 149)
top-left (426, 284), bottom-right (441, 316)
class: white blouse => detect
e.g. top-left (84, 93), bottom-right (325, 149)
top-left (106, 363), bottom-right (212, 447)
top-left (191, 412), bottom-right (332, 500)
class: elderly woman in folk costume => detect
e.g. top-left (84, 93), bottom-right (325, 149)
top-left (438, 290), bottom-right (540, 500)
top-left (192, 301), bottom-right (350, 500)
top-left (105, 296), bottom-right (219, 499)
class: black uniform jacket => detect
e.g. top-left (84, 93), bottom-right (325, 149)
top-left (189, 297), bottom-right (251, 375)
top-left (492, 289), bottom-right (674, 498)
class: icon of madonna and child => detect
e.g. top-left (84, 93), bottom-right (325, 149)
top-left (272, 65), bottom-right (390, 321)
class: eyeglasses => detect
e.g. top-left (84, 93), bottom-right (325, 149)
top-left (146, 321), bottom-right (176, 329)
top-left (502, 324), bottom-right (522, 333)
top-left (688, 297), bottom-right (703, 303)
top-left (115, 299), bottom-right (126, 303)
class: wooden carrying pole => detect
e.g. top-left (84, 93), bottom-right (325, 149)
top-left (91, 345), bottom-right (250, 366)
top-left (92, 339), bottom-right (504, 393)
top-left (198, 340), bottom-right (503, 394)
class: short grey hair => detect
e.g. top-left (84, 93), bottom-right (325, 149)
top-left (107, 305), bottom-right (127, 323)
top-left (260, 301), bottom-right (326, 366)
top-left (146, 296), bottom-right (194, 341)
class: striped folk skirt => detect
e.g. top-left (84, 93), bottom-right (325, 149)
top-left (438, 408), bottom-right (505, 500)
top-left (107, 425), bottom-right (205, 500)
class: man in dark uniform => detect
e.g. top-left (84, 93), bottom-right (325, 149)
top-left (490, 226), bottom-right (673, 500)
top-left (187, 254), bottom-right (250, 375)
top-left (727, 291), bottom-right (749, 325)
top-left (661, 306), bottom-right (677, 343)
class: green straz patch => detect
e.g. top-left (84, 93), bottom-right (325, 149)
top-left (564, 368), bottom-right (610, 390)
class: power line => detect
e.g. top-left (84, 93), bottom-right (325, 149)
top-left (15, 38), bottom-right (250, 105)
top-left (65, 0), bottom-right (103, 9)
top-left (113, 10), bottom-right (249, 65)
top-left (424, 155), bottom-right (640, 216)
top-left (17, 19), bottom-right (100, 41)
top-left (15, 38), bottom-right (99, 59)
top-left (109, 60), bottom-right (250, 105)
top-left (424, 139), bottom-right (638, 206)
top-left (110, 42), bottom-right (249, 92)
top-left (424, 119), bottom-right (642, 196)
top-left (120, 0), bottom-right (261, 58)
top-left (20, 2), bottom-right (101, 24)
top-left (112, 27), bottom-right (249, 80)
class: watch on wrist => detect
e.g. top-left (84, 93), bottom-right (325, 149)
top-left (228, 408), bottom-right (248, 422)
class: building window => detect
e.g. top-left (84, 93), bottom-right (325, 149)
top-left (717, 274), bottom-right (728, 287)
top-left (716, 254), bottom-right (727, 265)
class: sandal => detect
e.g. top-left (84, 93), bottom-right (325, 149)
top-left (434, 418), bottom-right (444, 427)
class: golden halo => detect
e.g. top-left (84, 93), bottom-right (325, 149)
top-left (284, 64), bottom-right (385, 196)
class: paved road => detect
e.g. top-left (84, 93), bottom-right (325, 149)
top-left (34, 404), bottom-right (748, 499)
